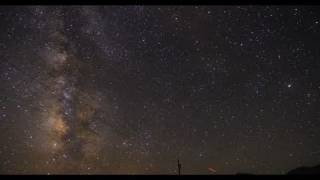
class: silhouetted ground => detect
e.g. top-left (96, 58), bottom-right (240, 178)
top-left (287, 164), bottom-right (320, 175)
top-left (235, 164), bottom-right (320, 175)
top-left (235, 173), bottom-right (254, 175)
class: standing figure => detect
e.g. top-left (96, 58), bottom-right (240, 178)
top-left (177, 159), bottom-right (182, 175)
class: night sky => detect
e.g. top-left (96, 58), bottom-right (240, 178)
top-left (1, 6), bottom-right (320, 175)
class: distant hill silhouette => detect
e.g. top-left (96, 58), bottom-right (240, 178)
top-left (287, 164), bottom-right (320, 175)
top-left (235, 164), bottom-right (320, 175)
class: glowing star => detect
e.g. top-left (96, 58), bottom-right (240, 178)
top-left (288, 84), bottom-right (292, 88)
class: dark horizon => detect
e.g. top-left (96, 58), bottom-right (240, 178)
top-left (1, 6), bottom-right (320, 174)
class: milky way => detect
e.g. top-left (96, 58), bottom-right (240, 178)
top-left (35, 12), bottom-right (105, 173)
top-left (1, 6), bottom-right (320, 174)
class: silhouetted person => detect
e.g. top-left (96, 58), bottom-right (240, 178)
top-left (177, 159), bottom-right (181, 175)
